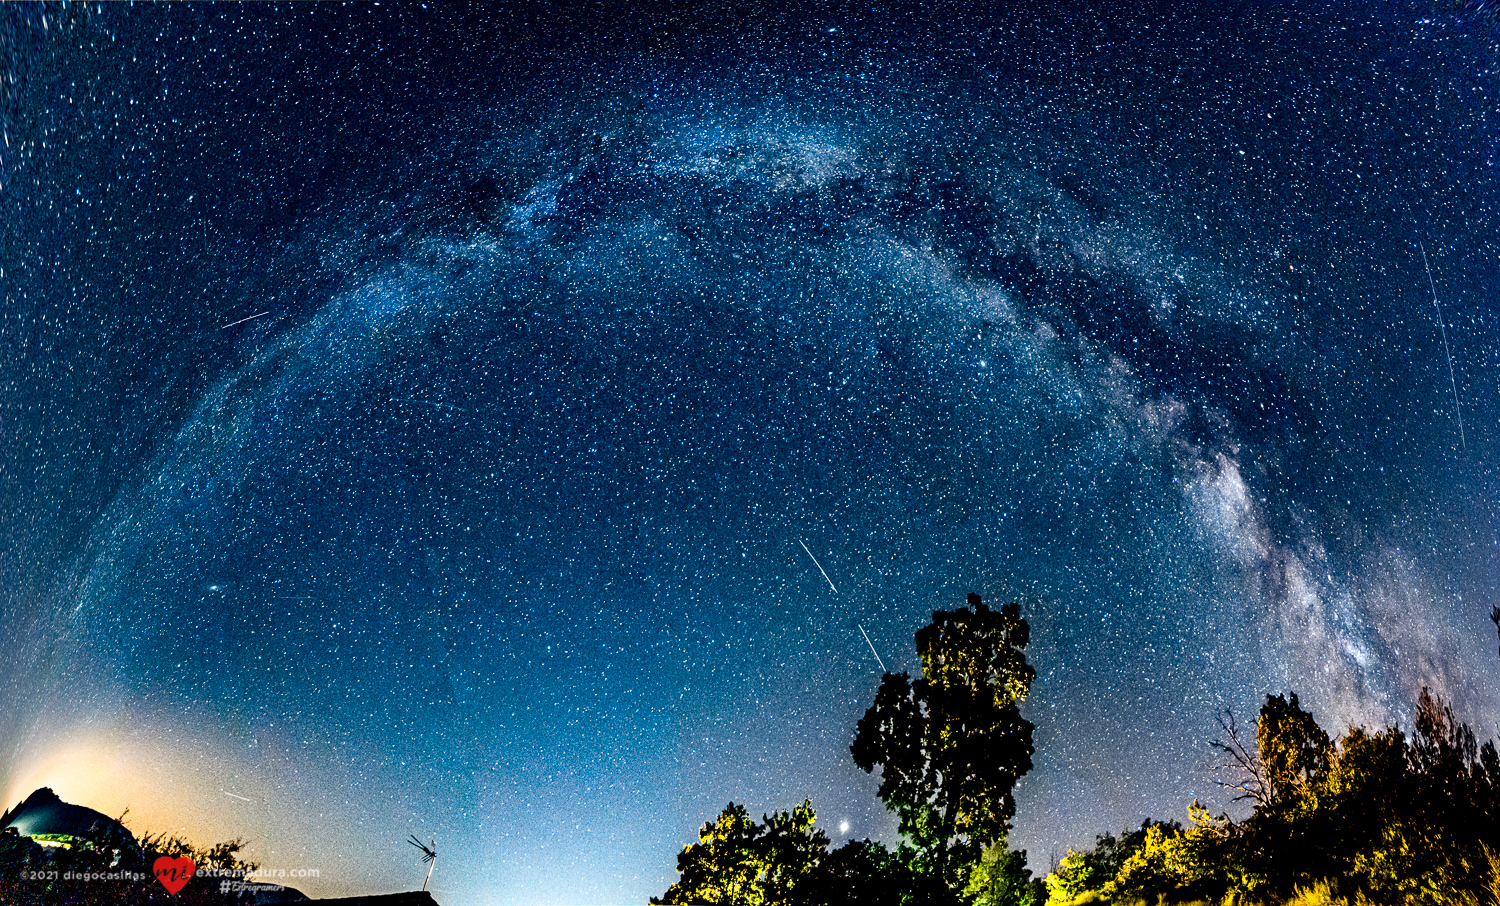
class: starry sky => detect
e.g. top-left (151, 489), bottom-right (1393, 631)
top-left (4, 2), bottom-right (1500, 903)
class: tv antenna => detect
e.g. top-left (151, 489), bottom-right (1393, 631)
top-left (408, 835), bottom-right (438, 892)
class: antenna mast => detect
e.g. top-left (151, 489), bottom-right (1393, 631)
top-left (408, 835), bottom-right (438, 892)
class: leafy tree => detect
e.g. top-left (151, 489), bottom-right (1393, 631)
top-left (1042, 849), bottom-right (1098, 906)
top-left (1105, 821), bottom-right (1184, 901)
top-left (1410, 687), bottom-right (1485, 816)
top-left (1305, 723), bottom-right (1410, 897)
top-left (137, 831), bottom-right (258, 873)
top-left (0, 818), bottom-right (258, 906)
top-left (1042, 685), bottom-right (1500, 906)
top-left (1042, 822), bottom-right (1163, 906)
top-left (793, 838), bottom-right (916, 906)
top-left (1257, 693), bottom-right (1332, 800)
top-left (966, 844), bottom-right (1044, 906)
top-left (759, 801), bottom-right (830, 904)
top-left (653, 800), bottom-right (828, 906)
top-left (653, 803), bottom-right (771, 904)
top-left (1379, 688), bottom-right (1500, 901)
top-left (851, 593), bottom-right (1036, 882)
top-left (1103, 806), bottom-right (1231, 904)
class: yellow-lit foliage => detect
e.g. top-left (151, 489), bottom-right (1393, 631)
top-left (1104, 806), bottom-right (1228, 903)
top-left (652, 800), bottom-right (827, 906)
top-left (1043, 687), bottom-right (1500, 906)
top-left (852, 595), bottom-right (1036, 868)
top-left (1044, 848), bottom-right (1096, 906)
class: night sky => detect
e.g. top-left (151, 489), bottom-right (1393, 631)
top-left (5, 3), bottom-right (1500, 903)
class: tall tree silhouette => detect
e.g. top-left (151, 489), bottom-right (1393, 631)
top-left (851, 593), bottom-right (1036, 884)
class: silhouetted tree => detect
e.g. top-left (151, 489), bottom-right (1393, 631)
top-left (966, 843), bottom-right (1045, 906)
top-left (1256, 692), bottom-right (1332, 800)
top-left (1044, 686), bottom-right (1500, 905)
top-left (653, 800), bottom-right (828, 906)
top-left (791, 838), bottom-right (915, 906)
top-left (0, 819), bottom-right (257, 905)
top-left (1043, 821), bottom-right (1166, 906)
top-left (851, 593), bottom-right (1036, 888)
top-left (136, 831), bottom-right (258, 873)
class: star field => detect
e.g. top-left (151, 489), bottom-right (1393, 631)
top-left (4, 3), bottom-right (1500, 904)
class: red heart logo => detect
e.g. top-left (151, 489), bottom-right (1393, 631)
top-left (153, 855), bottom-right (196, 895)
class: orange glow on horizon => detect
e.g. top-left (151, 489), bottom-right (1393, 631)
top-left (4, 719), bottom-right (386, 900)
top-left (4, 725), bottom-right (228, 845)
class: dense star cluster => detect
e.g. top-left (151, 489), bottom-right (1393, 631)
top-left (4, 3), bottom-right (1498, 904)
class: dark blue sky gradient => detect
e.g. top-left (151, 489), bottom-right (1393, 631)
top-left (5, 3), bottom-right (1500, 903)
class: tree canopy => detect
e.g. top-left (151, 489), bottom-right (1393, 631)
top-left (655, 593), bottom-right (1041, 905)
top-left (652, 591), bottom-right (1500, 906)
top-left (652, 800), bottom-right (829, 906)
top-left (1256, 692), bottom-right (1332, 800)
top-left (851, 594), bottom-right (1036, 874)
top-left (1043, 688), bottom-right (1500, 905)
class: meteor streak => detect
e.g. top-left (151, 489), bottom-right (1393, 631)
top-left (798, 539), bottom-right (838, 594)
top-left (1421, 241), bottom-right (1466, 452)
top-left (219, 311), bottom-right (270, 330)
top-left (858, 624), bottom-right (887, 673)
